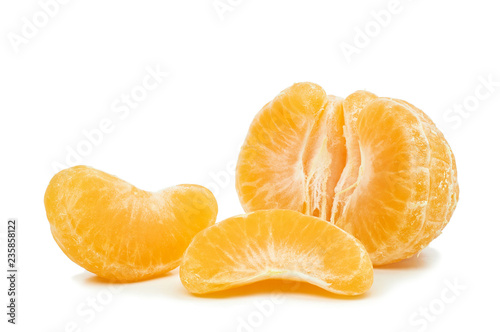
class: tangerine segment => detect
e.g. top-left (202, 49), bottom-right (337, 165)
top-left (235, 83), bottom-right (459, 265)
top-left (339, 98), bottom-right (458, 264)
top-left (236, 83), bottom-right (346, 220)
top-left (331, 90), bottom-right (377, 222)
top-left (44, 166), bottom-right (218, 282)
top-left (179, 210), bottom-right (373, 295)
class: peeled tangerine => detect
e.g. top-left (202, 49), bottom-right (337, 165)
top-left (236, 83), bottom-right (459, 266)
top-left (180, 209), bottom-right (373, 295)
top-left (44, 166), bottom-right (217, 282)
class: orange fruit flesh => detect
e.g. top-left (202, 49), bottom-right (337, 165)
top-left (236, 83), bottom-right (459, 265)
top-left (180, 209), bottom-right (373, 295)
top-left (44, 166), bottom-right (218, 282)
top-left (236, 83), bottom-right (347, 220)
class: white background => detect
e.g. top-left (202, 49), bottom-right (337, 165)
top-left (1, 0), bottom-right (499, 331)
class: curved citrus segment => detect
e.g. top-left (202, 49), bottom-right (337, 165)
top-left (44, 166), bottom-right (218, 282)
top-left (331, 90), bottom-right (377, 222)
top-left (180, 210), bottom-right (373, 295)
top-left (236, 83), bottom-right (346, 220)
top-left (338, 98), bottom-right (459, 264)
top-left (236, 83), bottom-right (459, 265)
